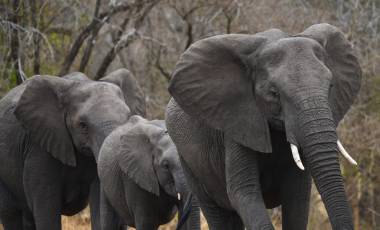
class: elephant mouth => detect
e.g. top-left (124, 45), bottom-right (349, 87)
top-left (164, 182), bottom-right (177, 198)
top-left (268, 117), bottom-right (285, 131)
top-left (289, 138), bottom-right (357, 171)
top-left (80, 146), bottom-right (93, 156)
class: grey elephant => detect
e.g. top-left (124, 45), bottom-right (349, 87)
top-left (166, 23), bottom-right (361, 230)
top-left (0, 68), bottom-right (145, 230)
top-left (98, 115), bottom-right (200, 230)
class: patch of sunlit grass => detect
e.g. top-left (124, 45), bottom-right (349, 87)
top-left (61, 208), bottom-right (210, 230)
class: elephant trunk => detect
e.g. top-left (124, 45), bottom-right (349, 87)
top-left (297, 96), bottom-right (353, 230)
top-left (175, 178), bottom-right (200, 230)
top-left (92, 122), bottom-right (120, 162)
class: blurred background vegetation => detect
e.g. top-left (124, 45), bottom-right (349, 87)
top-left (0, 0), bottom-right (379, 229)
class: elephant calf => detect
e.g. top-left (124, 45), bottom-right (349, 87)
top-left (98, 115), bottom-right (200, 230)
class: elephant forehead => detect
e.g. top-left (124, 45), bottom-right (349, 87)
top-left (65, 82), bottom-right (124, 105)
top-left (259, 38), bottom-right (331, 83)
top-left (87, 82), bottom-right (121, 95)
top-left (262, 37), bottom-right (320, 59)
top-left (77, 100), bottom-right (130, 121)
top-left (67, 87), bottom-right (130, 122)
top-left (74, 81), bottom-right (122, 97)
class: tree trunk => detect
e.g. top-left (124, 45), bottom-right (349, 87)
top-left (30, 0), bottom-right (40, 74)
top-left (79, 0), bottom-right (102, 73)
top-left (10, 0), bottom-right (24, 84)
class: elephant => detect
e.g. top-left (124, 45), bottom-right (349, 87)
top-left (165, 23), bottom-right (361, 230)
top-left (98, 115), bottom-right (200, 230)
top-left (0, 68), bottom-right (145, 230)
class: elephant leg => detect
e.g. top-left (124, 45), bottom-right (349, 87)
top-left (179, 156), bottom-right (244, 230)
top-left (23, 151), bottom-right (62, 230)
top-left (134, 221), bottom-right (157, 230)
top-left (280, 166), bottom-right (311, 230)
top-left (225, 138), bottom-right (274, 230)
top-left (100, 188), bottom-right (123, 230)
top-left (1, 210), bottom-right (23, 230)
top-left (200, 202), bottom-right (243, 230)
top-left (23, 211), bottom-right (36, 230)
top-left (134, 207), bottom-right (157, 230)
top-left (90, 177), bottom-right (101, 230)
top-left (0, 180), bottom-right (23, 230)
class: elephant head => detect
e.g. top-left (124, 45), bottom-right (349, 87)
top-left (14, 68), bottom-right (145, 166)
top-left (98, 115), bottom-right (194, 225)
top-left (169, 23), bottom-right (361, 229)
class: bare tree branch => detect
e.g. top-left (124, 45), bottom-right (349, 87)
top-left (59, 1), bottom-right (139, 76)
top-left (94, 0), bottom-right (159, 79)
top-left (44, 27), bottom-right (73, 35)
top-left (9, 0), bottom-right (24, 84)
top-left (30, 0), bottom-right (41, 74)
top-left (94, 27), bottom-right (136, 80)
top-left (184, 21), bottom-right (193, 49)
top-left (154, 47), bottom-right (171, 81)
top-left (168, 3), bottom-right (209, 50)
top-left (222, 0), bottom-right (240, 34)
top-left (79, 0), bottom-right (102, 72)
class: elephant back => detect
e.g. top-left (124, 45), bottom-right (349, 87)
top-left (0, 83), bottom-right (28, 123)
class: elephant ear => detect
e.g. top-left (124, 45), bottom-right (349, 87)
top-left (299, 23), bottom-right (362, 125)
top-left (169, 33), bottom-right (284, 153)
top-left (100, 68), bottom-right (146, 117)
top-left (118, 118), bottom-right (160, 195)
top-left (14, 76), bottom-right (77, 166)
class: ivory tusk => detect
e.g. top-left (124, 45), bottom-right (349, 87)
top-left (290, 144), bottom-right (305, 170)
top-left (337, 140), bottom-right (358, 166)
top-left (177, 193), bottom-right (181, 201)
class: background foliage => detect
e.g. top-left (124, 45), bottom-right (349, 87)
top-left (0, 0), bottom-right (379, 229)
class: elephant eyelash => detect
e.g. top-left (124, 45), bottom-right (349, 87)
top-left (78, 121), bottom-right (88, 132)
top-left (269, 87), bottom-right (279, 97)
top-left (162, 160), bottom-right (170, 169)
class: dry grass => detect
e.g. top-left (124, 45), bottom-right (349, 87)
top-left (60, 209), bottom-right (209, 230)
top-left (61, 207), bottom-right (92, 230)
top-left (0, 201), bottom-right (318, 230)
top-left (0, 198), bottom-right (333, 230)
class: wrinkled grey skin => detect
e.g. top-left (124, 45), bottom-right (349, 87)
top-left (0, 69), bottom-right (145, 230)
top-left (98, 116), bottom-right (200, 230)
top-left (166, 23), bottom-right (361, 230)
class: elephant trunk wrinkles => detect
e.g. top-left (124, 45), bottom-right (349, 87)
top-left (297, 96), bottom-right (353, 230)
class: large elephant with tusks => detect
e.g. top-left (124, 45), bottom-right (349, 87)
top-left (166, 23), bottom-right (361, 230)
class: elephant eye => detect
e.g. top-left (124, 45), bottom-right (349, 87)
top-left (269, 87), bottom-right (279, 98)
top-left (79, 121), bottom-right (88, 131)
top-left (161, 160), bottom-right (170, 170)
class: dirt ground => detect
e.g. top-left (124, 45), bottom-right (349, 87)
top-left (60, 208), bottom-right (209, 229)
